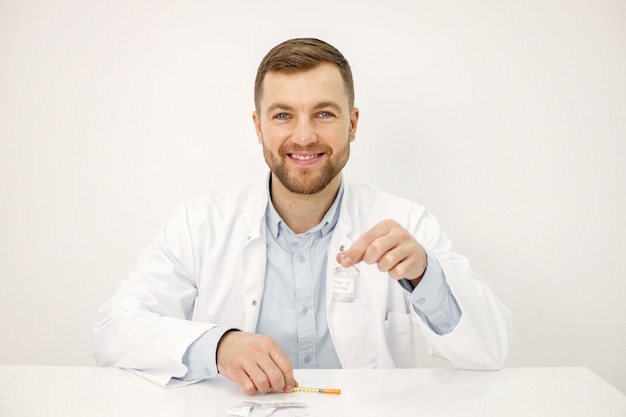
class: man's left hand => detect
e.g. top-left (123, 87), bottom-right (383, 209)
top-left (336, 219), bottom-right (427, 286)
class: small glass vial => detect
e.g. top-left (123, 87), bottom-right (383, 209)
top-left (332, 265), bottom-right (360, 302)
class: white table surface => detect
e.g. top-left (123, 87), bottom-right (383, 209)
top-left (1, 365), bottom-right (625, 416)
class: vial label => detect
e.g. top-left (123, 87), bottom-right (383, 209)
top-left (332, 266), bottom-right (360, 302)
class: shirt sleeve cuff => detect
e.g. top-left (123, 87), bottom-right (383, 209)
top-left (398, 250), bottom-right (462, 335)
top-left (177, 326), bottom-right (233, 382)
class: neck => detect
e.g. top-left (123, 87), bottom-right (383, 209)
top-left (270, 174), bottom-right (341, 234)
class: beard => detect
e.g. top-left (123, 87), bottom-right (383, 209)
top-left (263, 141), bottom-right (350, 195)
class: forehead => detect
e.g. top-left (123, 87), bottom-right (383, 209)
top-left (259, 63), bottom-right (349, 111)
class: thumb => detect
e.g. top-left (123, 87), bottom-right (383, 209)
top-left (336, 251), bottom-right (352, 267)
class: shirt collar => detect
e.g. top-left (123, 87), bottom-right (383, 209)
top-left (265, 175), bottom-right (344, 239)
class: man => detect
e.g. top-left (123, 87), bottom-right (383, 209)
top-left (93, 38), bottom-right (512, 395)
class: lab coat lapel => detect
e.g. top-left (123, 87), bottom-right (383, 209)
top-left (241, 179), bottom-right (270, 333)
top-left (242, 229), bottom-right (266, 332)
top-left (326, 181), bottom-right (385, 368)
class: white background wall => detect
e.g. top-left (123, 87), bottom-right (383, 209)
top-left (1, 0), bottom-right (625, 393)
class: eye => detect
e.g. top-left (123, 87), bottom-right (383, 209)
top-left (273, 113), bottom-right (290, 120)
top-left (318, 111), bottom-right (335, 119)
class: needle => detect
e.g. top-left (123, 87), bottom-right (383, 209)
top-left (293, 387), bottom-right (341, 395)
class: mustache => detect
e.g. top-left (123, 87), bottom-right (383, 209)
top-left (279, 144), bottom-right (332, 155)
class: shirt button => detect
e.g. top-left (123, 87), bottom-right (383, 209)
top-left (303, 355), bottom-right (311, 364)
top-left (301, 307), bottom-right (308, 315)
top-left (297, 254), bottom-right (305, 262)
top-left (252, 300), bottom-right (257, 306)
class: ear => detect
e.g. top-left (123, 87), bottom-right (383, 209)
top-left (252, 110), bottom-right (263, 144)
top-left (349, 107), bottom-right (359, 142)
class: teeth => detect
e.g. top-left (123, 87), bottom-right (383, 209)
top-left (291, 154), bottom-right (318, 160)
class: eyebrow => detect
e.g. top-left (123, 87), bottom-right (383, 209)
top-left (266, 103), bottom-right (294, 115)
top-left (313, 101), bottom-right (343, 113)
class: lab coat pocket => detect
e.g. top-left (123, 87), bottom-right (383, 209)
top-left (382, 310), bottom-right (418, 368)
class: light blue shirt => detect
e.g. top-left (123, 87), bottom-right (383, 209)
top-left (179, 180), bottom-right (461, 381)
top-left (255, 181), bottom-right (344, 369)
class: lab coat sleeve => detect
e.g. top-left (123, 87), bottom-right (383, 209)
top-left (93, 204), bottom-right (218, 388)
top-left (411, 209), bottom-right (513, 370)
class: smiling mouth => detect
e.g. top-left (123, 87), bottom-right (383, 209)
top-left (289, 153), bottom-right (324, 160)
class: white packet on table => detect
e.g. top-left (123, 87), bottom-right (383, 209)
top-left (227, 400), bottom-right (310, 417)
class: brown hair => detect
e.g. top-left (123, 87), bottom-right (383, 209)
top-left (254, 38), bottom-right (355, 111)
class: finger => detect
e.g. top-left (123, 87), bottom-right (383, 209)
top-left (375, 230), bottom-right (423, 270)
top-left (376, 244), bottom-right (406, 273)
top-left (231, 368), bottom-right (259, 396)
top-left (269, 349), bottom-right (296, 392)
top-left (248, 337), bottom-right (295, 394)
top-left (361, 234), bottom-right (398, 266)
top-left (337, 221), bottom-right (395, 267)
top-left (246, 364), bottom-right (272, 394)
top-left (253, 343), bottom-right (296, 393)
top-left (387, 257), bottom-right (414, 280)
top-left (256, 357), bottom-right (285, 393)
top-left (388, 248), bottom-right (427, 281)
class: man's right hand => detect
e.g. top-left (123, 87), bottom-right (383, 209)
top-left (216, 331), bottom-right (297, 395)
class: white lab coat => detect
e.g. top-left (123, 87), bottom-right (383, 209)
top-left (93, 176), bottom-right (512, 387)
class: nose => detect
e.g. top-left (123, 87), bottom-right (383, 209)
top-left (292, 117), bottom-right (317, 146)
